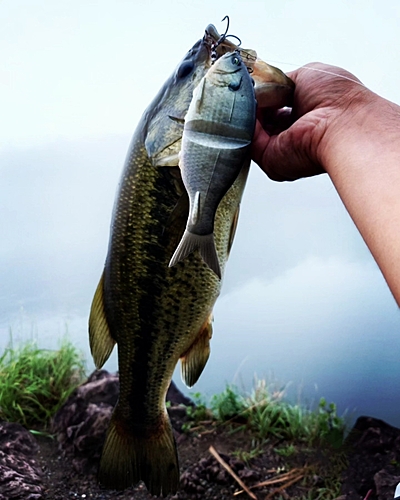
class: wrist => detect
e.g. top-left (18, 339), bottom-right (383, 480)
top-left (316, 89), bottom-right (400, 305)
top-left (320, 90), bottom-right (400, 177)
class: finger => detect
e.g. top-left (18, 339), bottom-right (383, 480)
top-left (256, 107), bottom-right (293, 135)
top-left (251, 119), bottom-right (325, 181)
top-left (251, 120), bottom-right (289, 181)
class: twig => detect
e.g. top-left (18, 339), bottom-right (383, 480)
top-left (264, 473), bottom-right (304, 499)
top-left (363, 490), bottom-right (373, 500)
top-left (188, 423), bottom-right (214, 433)
top-left (197, 428), bottom-right (216, 435)
top-left (233, 468), bottom-right (305, 495)
top-left (209, 445), bottom-right (257, 500)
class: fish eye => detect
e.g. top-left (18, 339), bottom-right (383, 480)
top-left (177, 60), bottom-right (195, 79)
top-left (231, 56), bottom-right (240, 66)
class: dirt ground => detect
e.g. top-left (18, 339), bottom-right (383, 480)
top-left (33, 415), bottom-right (400, 500)
top-left (16, 371), bottom-right (400, 500)
top-left (36, 422), bottom-right (337, 500)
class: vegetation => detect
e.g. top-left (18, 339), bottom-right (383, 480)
top-left (0, 338), bottom-right (86, 428)
top-left (0, 339), bottom-right (348, 498)
top-left (187, 379), bottom-right (346, 449)
top-left (184, 379), bottom-right (348, 500)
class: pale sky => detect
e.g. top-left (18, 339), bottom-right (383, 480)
top-left (1, 0), bottom-right (400, 424)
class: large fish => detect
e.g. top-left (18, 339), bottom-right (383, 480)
top-left (169, 51), bottom-right (257, 278)
top-left (89, 25), bottom-right (294, 497)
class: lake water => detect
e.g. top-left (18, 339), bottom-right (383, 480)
top-left (2, 263), bottom-right (400, 430)
top-left (2, 145), bottom-right (400, 430)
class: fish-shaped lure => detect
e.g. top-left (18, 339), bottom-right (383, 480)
top-left (169, 51), bottom-right (257, 278)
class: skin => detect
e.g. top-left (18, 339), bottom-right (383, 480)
top-left (251, 62), bottom-right (400, 306)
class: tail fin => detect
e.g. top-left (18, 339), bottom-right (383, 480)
top-left (98, 408), bottom-right (179, 496)
top-left (169, 230), bottom-right (221, 279)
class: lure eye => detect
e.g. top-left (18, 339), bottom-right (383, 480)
top-left (231, 56), bottom-right (240, 66)
top-left (177, 60), bottom-right (195, 79)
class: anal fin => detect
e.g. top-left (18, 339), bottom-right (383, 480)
top-left (89, 271), bottom-right (116, 368)
top-left (180, 314), bottom-right (213, 387)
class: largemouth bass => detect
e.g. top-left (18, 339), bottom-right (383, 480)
top-left (89, 25), bottom-right (294, 497)
top-left (169, 51), bottom-right (257, 278)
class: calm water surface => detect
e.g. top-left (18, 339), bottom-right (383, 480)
top-left (2, 267), bottom-right (399, 429)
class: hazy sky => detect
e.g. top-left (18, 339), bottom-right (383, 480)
top-left (1, 0), bottom-right (400, 424)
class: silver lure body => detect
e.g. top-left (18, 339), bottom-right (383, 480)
top-left (169, 51), bottom-right (257, 278)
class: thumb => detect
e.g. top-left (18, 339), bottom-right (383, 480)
top-left (251, 119), bottom-right (325, 181)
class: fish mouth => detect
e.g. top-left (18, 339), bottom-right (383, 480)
top-left (252, 59), bottom-right (295, 108)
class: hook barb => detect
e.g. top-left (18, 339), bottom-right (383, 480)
top-left (220, 15), bottom-right (230, 38)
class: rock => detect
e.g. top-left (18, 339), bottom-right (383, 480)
top-left (341, 416), bottom-right (400, 499)
top-left (374, 469), bottom-right (400, 500)
top-left (0, 421), bottom-right (43, 499)
top-left (167, 381), bottom-right (194, 407)
top-left (347, 416), bottom-right (400, 453)
top-left (52, 370), bottom-right (193, 474)
top-left (238, 468), bottom-right (261, 481)
top-left (52, 370), bottom-right (118, 474)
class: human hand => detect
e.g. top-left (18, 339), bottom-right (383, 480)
top-left (251, 62), bottom-right (370, 181)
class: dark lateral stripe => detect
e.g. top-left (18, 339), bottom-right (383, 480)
top-left (126, 175), bottom-right (174, 422)
top-left (106, 158), bottom-right (179, 426)
top-left (185, 119), bottom-right (252, 143)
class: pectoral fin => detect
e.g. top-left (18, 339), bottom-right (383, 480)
top-left (180, 314), bottom-right (213, 388)
top-left (89, 271), bottom-right (116, 368)
top-left (153, 152), bottom-right (180, 167)
top-left (195, 77), bottom-right (206, 113)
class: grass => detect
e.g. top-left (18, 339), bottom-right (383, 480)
top-left (184, 380), bottom-right (347, 448)
top-left (206, 379), bottom-right (347, 448)
top-left (0, 338), bottom-right (86, 428)
top-left (185, 379), bottom-right (348, 500)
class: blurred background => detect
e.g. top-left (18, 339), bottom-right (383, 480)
top-left (1, 0), bottom-right (400, 426)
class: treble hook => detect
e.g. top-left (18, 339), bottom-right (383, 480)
top-left (217, 16), bottom-right (242, 47)
top-left (211, 16), bottom-right (242, 62)
top-left (220, 15), bottom-right (230, 39)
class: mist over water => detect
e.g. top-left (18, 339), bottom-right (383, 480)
top-left (2, 138), bottom-right (400, 429)
top-left (2, 238), bottom-right (399, 428)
